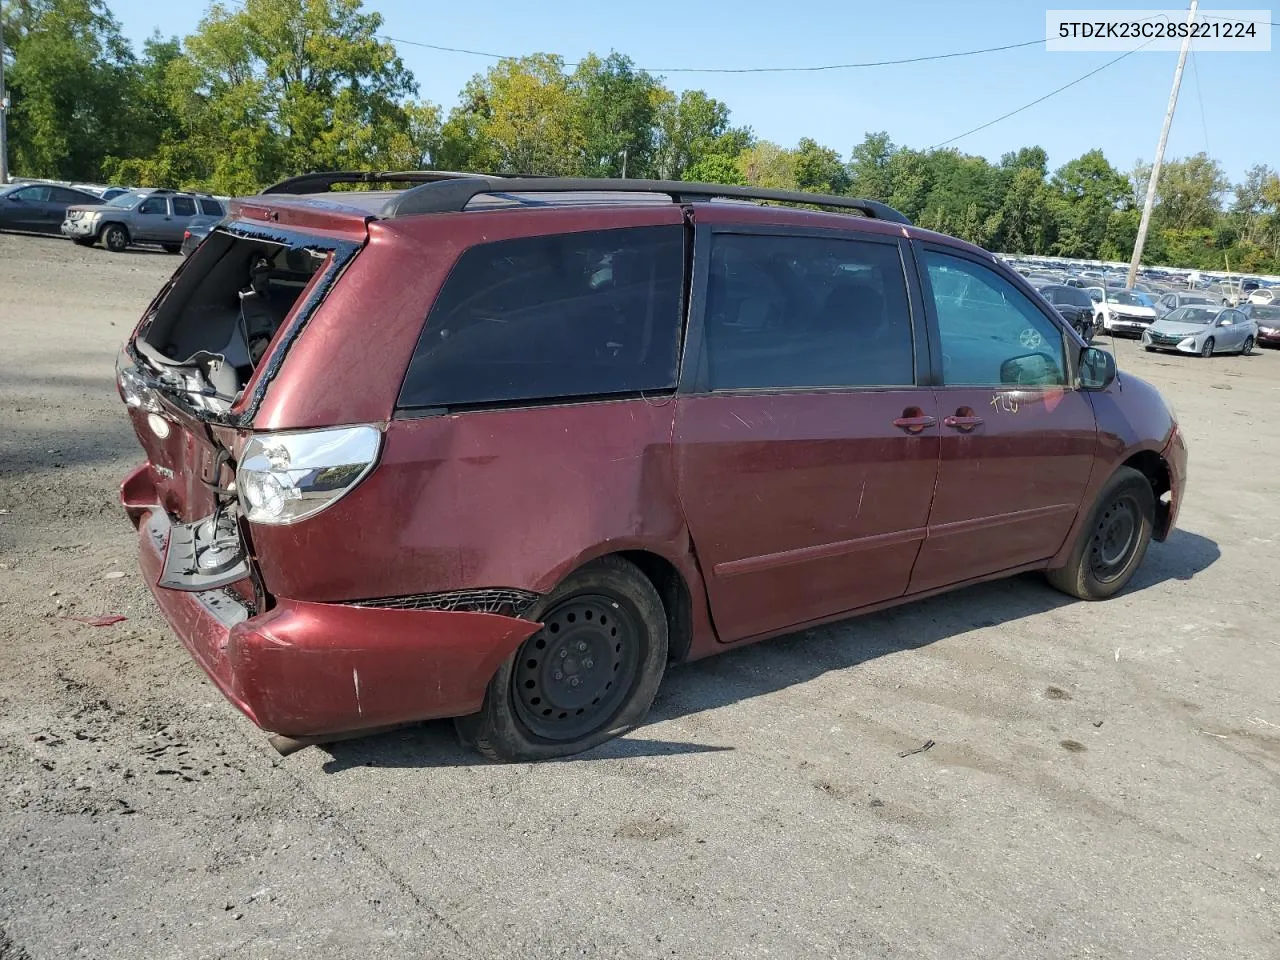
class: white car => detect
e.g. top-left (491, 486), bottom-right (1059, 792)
top-left (1247, 288), bottom-right (1276, 305)
top-left (1096, 289), bottom-right (1158, 337)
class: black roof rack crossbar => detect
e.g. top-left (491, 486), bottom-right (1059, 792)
top-left (380, 176), bottom-right (911, 225)
top-left (261, 170), bottom-right (491, 195)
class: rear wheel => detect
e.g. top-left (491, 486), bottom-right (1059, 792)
top-left (1241, 335), bottom-right (1255, 355)
top-left (456, 556), bottom-right (667, 762)
top-left (101, 224), bottom-right (129, 253)
top-left (1200, 337), bottom-right (1215, 358)
top-left (1046, 466), bottom-right (1155, 601)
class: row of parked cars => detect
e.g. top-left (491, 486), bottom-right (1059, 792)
top-left (1006, 261), bottom-right (1280, 355)
top-left (0, 179), bottom-right (225, 254)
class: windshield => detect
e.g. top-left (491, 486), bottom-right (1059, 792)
top-left (106, 192), bottom-right (144, 209)
top-left (1251, 305), bottom-right (1280, 321)
top-left (1166, 307), bottom-right (1216, 325)
top-left (1106, 290), bottom-right (1151, 307)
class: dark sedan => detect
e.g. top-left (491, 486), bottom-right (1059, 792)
top-left (180, 216), bottom-right (220, 257)
top-left (1037, 283), bottom-right (1096, 340)
top-left (0, 182), bottom-right (104, 234)
top-left (1240, 303), bottom-right (1280, 347)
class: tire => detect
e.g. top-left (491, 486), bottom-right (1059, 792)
top-left (455, 556), bottom-right (668, 762)
top-left (1046, 466), bottom-right (1155, 601)
top-left (1200, 337), bottom-right (1214, 358)
top-left (1241, 336), bottom-right (1254, 355)
top-left (101, 223), bottom-right (129, 253)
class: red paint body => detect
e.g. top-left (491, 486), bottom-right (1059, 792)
top-left (119, 193), bottom-right (1187, 738)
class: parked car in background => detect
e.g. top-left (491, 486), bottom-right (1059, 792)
top-left (115, 172), bottom-right (1186, 762)
top-left (0, 182), bottom-right (104, 234)
top-left (180, 217), bottom-right (221, 257)
top-left (1097, 289), bottom-right (1158, 336)
top-left (1239, 302), bottom-right (1280, 347)
top-left (1037, 283), bottom-right (1096, 339)
top-left (1142, 306), bottom-right (1257, 357)
top-left (1246, 287), bottom-right (1276, 305)
top-left (1085, 286), bottom-right (1105, 304)
top-left (62, 189), bottom-right (227, 253)
top-left (1155, 290), bottom-right (1215, 317)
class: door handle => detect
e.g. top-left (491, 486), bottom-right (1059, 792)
top-left (943, 414), bottom-right (984, 431)
top-left (892, 413), bottom-right (937, 434)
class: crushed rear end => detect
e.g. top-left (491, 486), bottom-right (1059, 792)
top-left (117, 196), bottom-right (539, 738)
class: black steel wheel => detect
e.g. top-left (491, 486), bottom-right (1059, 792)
top-left (456, 556), bottom-right (668, 762)
top-left (101, 224), bottom-right (129, 252)
top-left (1046, 466), bottom-right (1155, 601)
top-left (1088, 492), bottom-right (1141, 584)
top-left (511, 594), bottom-right (642, 742)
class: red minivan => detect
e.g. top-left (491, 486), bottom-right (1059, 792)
top-left (117, 173), bottom-right (1187, 761)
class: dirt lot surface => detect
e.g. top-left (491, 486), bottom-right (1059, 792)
top-left (2, 232), bottom-right (1279, 960)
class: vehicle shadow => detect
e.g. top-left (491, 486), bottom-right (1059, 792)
top-left (319, 528), bottom-right (1218, 772)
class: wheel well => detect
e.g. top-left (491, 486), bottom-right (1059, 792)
top-left (98, 220), bottom-right (126, 239)
top-left (617, 550), bottom-right (693, 663)
top-left (1121, 450), bottom-right (1173, 540)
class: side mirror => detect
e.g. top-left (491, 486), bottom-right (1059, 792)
top-left (1218, 318), bottom-right (1233, 327)
top-left (1000, 352), bottom-right (1063, 387)
top-left (1079, 346), bottom-right (1116, 390)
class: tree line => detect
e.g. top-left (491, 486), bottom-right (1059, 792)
top-left (5, 0), bottom-right (1279, 273)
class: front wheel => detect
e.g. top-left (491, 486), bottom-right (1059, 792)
top-left (1241, 336), bottom-right (1255, 355)
top-left (456, 556), bottom-right (668, 762)
top-left (1200, 337), bottom-right (1215, 358)
top-left (1047, 466), bottom-right (1155, 600)
top-left (100, 224), bottom-right (129, 253)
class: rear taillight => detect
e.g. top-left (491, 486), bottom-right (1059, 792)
top-left (183, 230), bottom-right (191, 239)
top-left (117, 353), bottom-right (162, 413)
top-left (237, 426), bottom-right (381, 525)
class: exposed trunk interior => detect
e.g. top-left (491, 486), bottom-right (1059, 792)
top-left (135, 231), bottom-right (328, 412)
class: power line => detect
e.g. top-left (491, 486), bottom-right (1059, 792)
top-left (379, 34), bottom-right (1045, 74)
top-left (1189, 46), bottom-right (1210, 154)
top-left (928, 42), bottom-right (1154, 149)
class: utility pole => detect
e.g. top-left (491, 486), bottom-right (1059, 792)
top-left (1127, 0), bottom-right (1199, 287)
top-left (0, 0), bottom-right (9, 185)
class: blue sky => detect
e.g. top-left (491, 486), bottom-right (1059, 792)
top-left (108, 0), bottom-right (1278, 184)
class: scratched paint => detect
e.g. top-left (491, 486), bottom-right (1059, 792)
top-left (352, 668), bottom-right (362, 715)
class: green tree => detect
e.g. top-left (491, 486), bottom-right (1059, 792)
top-left (4, 0), bottom-right (137, 180)
top-left (995, 166), bottom-right (1053, 254)
top-left (736, 141), bottom-right (797, 190)
top-left (440, 54), bottom-right (582, 174)
top-left (848, 132), bottom-right (895, 200)
top-left (793, 137), bottom-right (850, 194)
top-left (568, 52), bottom-right (661, 178)
top-left (683, 153), bottom-right (746, 185)
top-left (652, 89), bottom-right (746, 180)
top-left (1049, 149), bottom-right (1129, 258)
top-left (1154, 152), bottom-right (1229, 230)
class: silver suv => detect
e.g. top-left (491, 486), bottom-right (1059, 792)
top-left (61, 189), bottom-right (226, 253)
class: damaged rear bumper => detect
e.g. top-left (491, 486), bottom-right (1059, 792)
top-left (122, 462), bottom-right (541, 738)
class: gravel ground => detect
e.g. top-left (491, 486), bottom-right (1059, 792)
top-left (2, 232), bottom-right (1278, 960)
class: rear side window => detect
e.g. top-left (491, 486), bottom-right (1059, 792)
top-left (199, 199), bottom-right (225, 216)
top-left (172, 196), bottom-right (196, 216)
top-left (398, 226), bottom-right (684, 410)
top-left (701, 233), bottom-right (915, 390)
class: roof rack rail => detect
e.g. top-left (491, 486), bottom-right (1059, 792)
top-left (261, 170), bottom-right (492, 195)
top-left (379, 176), bottom-right (911, 225)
